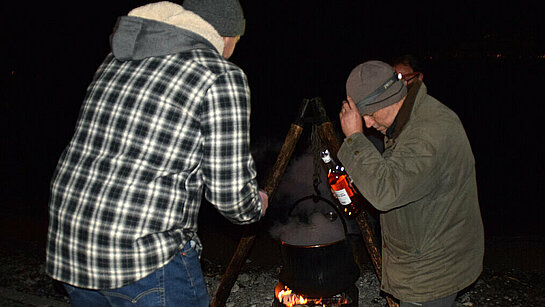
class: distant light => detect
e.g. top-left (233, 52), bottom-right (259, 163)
top-left (11, 70), bottom-right (15, 75)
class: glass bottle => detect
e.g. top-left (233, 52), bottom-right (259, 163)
top-left (321, 149), bottom-right (362, 219)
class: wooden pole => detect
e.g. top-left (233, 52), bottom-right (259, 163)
top-left (317, 121), bottom-right (340, 156)
top-left (262, 124), bottom-right (304, 199)
top-left (355, 211), bottom-right (382, 277)
top-left (210, 123), bottom-right (304, 307)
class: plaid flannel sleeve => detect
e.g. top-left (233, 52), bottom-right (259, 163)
top-left (201, 68), bottom-right (263, 224)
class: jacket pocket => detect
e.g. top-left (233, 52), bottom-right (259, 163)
top-left (383, 233), bottom-right (419, 262)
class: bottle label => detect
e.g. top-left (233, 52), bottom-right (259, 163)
top-left (333, 189), bottom-right (352, 205)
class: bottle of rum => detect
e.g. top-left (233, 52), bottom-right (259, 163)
top-left (321, 149), bottom-right (362, 219)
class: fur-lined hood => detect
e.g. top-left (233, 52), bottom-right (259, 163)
top-left (111, 1), bottom-right (224, 61)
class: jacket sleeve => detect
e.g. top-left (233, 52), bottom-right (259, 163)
top-left (200, 68), bottom-right (264, 224)
top-left (338, 131), bottom-right (439, 212)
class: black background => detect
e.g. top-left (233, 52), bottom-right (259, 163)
top-left (1, 1), bottom-right (544, 240)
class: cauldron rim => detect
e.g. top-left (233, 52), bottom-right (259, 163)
top-left (279, 238), bottom-right (346, 248)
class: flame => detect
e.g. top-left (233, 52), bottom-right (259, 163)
top-left (277, 286), bottom-right (307, 306)
top-left (274, 283), bottom-right (349, 306)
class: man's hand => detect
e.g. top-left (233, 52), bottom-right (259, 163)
top-left (259, 189), bottom-right (269, 216)
top-left (339, 97), bottom-right (363, 137)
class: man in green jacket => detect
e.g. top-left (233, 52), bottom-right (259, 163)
top-left (338, 60), bottom-right (484, 306)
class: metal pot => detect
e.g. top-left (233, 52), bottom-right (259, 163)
top-left (278, 195), bottom-right (360, 298)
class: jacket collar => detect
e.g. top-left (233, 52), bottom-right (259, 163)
top-left (386, 80), bottom-right (422, 140)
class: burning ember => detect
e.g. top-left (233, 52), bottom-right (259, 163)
top-left (274, 282), bottom-right (352, 307)
top-left (277, 285), bottom-right (308, 306)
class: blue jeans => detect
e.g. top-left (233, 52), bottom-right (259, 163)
top-left (63, 240), bottom-right (209, 306)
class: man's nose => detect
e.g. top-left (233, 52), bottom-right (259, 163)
top-left (363, 115), bottom-right (374, 128)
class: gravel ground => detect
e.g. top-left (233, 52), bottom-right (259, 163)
top-left (1, 235), bottom-right (544, 307)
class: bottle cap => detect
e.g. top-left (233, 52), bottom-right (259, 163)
top-left (321, 150), bottom-right (332, 163)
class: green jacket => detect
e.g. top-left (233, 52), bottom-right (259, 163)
top-left (338, 82), bottom-right (484, 302)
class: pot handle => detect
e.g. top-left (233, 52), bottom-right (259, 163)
top-left (287, 194), bottom-right (349, 236)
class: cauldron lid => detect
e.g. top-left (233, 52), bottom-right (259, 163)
top-left (279, 195), bottom-right (347, 246)
top-left (288, 194), bottom-right (348, 233)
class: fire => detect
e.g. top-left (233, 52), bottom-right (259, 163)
top-left (274, 282), bottom-right (350, 306)
top-left (277, 286), bottom-right (308, 306)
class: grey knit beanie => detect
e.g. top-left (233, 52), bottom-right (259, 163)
top-left (183, 0), bottom-right (245, 37)
top-left (346, 60), bottom-right (406, 115)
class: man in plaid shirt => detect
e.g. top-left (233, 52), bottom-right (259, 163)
top-left (46, 1), bottom-right (268, 305)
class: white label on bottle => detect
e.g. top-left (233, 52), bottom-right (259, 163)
top-left (334, 189), bottom-right (351, 205)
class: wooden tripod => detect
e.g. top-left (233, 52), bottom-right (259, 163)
top-left (210, 97), bottom-right (396, 307)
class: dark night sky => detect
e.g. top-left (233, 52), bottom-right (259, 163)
top-left (1, 1), bottom-right (544, 237)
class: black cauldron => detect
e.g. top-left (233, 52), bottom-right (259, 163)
top-left (278, 195), bottom-right (360, 298)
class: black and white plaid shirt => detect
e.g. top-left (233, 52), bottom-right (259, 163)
top-left (46, 48), bottom-right (264, 289)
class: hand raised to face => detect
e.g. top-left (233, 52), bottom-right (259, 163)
top-left (339, 97), bottom-right (363, 137)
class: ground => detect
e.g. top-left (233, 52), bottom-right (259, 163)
top-left (0, 229), bottom-right (544, 306)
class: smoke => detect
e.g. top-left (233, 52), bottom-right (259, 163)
top-left (252, 140), bottom-right (349, 245)
top-left (250, 131), bottom-right (379, 246)
top-left (269, 211), bottom-right (346, 246)
top-left (273, 147), bottom-right (333, 210)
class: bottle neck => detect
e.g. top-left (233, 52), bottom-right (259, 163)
top-left (326, 159), bottom-right (344, 174)
top-left (322, 151), bottom-right (344, 173)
